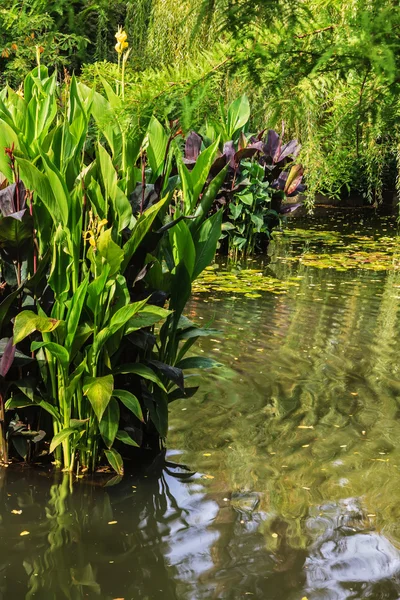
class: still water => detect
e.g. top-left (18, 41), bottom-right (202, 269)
top-left (3, 212), bottom-right (400, 600)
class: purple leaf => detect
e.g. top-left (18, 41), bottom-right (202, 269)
top-left (279, 202), bottom-right (302, 214)
top-left (0, 337), bottom-right (15, 377)
top-left (264, 130), bottom-right (281, 162)
top-left (234, 142), bottom-right (263, 163)
top-left (278, 139), bottom-right (301, 162)
top-left (184, 132), bottom-right (203, 162)
top-left (223, 141), bottom-right (236, 169)
top-left (0, 182), bottom-right (26, 217)
top-left (271, 171), bottom-right (288, 190)
top-left (210, 154), bottom-right (228, 176)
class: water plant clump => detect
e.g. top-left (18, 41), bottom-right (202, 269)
top-left (0, 34), bottom-right (232, 474)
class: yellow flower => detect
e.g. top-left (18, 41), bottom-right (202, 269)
top-left (115, 41), bottom-right (128, 54)
top-left (115, 26), bottom-right (127, 44)
top-left (16, 85), bottom-right (24, 98)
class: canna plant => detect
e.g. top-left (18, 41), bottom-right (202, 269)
top-left (0, 60), bottom-right (225, 474)
top-left (182, 95), bottom-right (306, 257)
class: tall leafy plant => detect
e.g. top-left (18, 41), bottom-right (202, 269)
top-left (0, 65), bottom-right (225, 473)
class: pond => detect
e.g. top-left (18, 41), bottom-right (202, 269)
top-left (2, 210), bottom-right (400, 600)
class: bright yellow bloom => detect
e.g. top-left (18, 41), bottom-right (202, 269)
top-left (115, 40), bottom-right (128, 54)
top-left (115, 26), bottom-right (128, 44)
top-left (16, 85), bottom-right (24, 98)
top-left (83, 211), bottom-right (108, 249)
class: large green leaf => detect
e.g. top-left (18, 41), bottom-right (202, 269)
top-left (125, 305), bottom-right (172, 333)
top-left (192, 210), bottom-right (223, 279)
top-left (113, 363), bottom-right (167, 392)
top-left (122, 195), bottom-right (170, 271)
top-left (169, 218), bottom-right (196, 277)
top-left (31, 341), bottom-right (70, 371)
top-left (14, 310), bottom-right (61, 344)
top-left (96, 228), bottom-right (124, 277)
top-left (79, 83), bottom-right (122, 159)
top-left (16, 158), bottom-right (68, 225)
top-left (83, 374), bottom-right (114, 422)
top-left (50, 427), bottom-right (75, 454)
top-left (113, 389), bottom-right (143, 422)
top-left (190, 164), bottom-right (229, 231)
top-left (226, 95), bottom-right (250, 138)
top-left (65, 275), bottom-right (89, 351)
top-left (99, 397), bottom-right (120, 449)
top-left (116, 430), bottom-right (139, 447)
top-left (176, 356), bottom-right (222, 370)
top-left (147, 117), bottom-right (168, 180)
top-left (190, 139), bottom-right (220, 209)
top-left (104, 448), bottom-right (124, 475)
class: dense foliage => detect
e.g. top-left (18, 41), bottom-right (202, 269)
top-left (0, 64), bottom-right (225, 473)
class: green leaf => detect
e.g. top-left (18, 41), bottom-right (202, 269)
top-left (227, 95), bottom-right (250, 138)
top-left (40, 152), bottom-right (71, 225)
top-left (176, 356), bottom-right (222, 370)
top-left (0, 118), bottom-right (25, 181)
top-left (238, 193), bottom-right (253, 206)
top-left (97, 143), bottom-right (117, 202)
top-left (169, 219), bottom-right (195, 277)
top-left (50, 427), bottom-right (75, 454)
top-left (122, 195), bottom-right (170, 271)
top-left (96, 228), bottom-right (124, 277)
top-left (31, 341), bottom-right (70, 371)
top-left (190, 139), bottom-right (220, 208)
top-left (192, 210), bottom-right (223, 280)
top-left (14, 311), bottom-right (61, 344)
top-left (16, 158), bottom-right (67, 225)
top-left (83, 375), bottom-right (114, 422)
top-left (5, 395), bottom-right (32, 410)
top-left (191, 164), bottom-right (229, 231)
top-left (65, 275), bottom-right (89, 351)
top-left (114, 363), bottom-right (167, 392)
top-left (125, 305), bottom-right (172, 333)
top-left (79, 84), bottom-right (122, 159)
top-left (108, 298), bottom-right (149, 332)
top-left (38, 400), bottom-right (61, 422)
top-left (113, 389), bottom-right (143, 422)
top-left (147, 116), bottom-right (168, 179)
top-left (115, 430), bottom-right (139, 447)
top-left (99, 397), bottom-right (120, 449)
top-left (104, 448), bottom-right (124, 475)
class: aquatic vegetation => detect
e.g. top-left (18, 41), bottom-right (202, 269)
top-left (193, 226), bottom-right (400, 298)
top-left (0, 62), bottom-right (223, 473)
top-left (182, 96), bottom-right (304, 258)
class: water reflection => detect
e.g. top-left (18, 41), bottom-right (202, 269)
top-left (1, 215), bottom-right (400, 598)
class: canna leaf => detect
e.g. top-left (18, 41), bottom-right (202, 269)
top-left (14, 311), bottom-right (61, 344)
top-left (190, 164), bottom-right (228, 231)
top-left (65, 275), bottom-right (89, 351)
top-left (192, 210), bottom-right (223, 280)
top-left (226, 95), bottom-right (250, 138)
top-left (115, 430), bottom-right (139, 447)
top-left (176, 356), bottom-right (222, 370)
top-left (122, 194), bottom-right (170, 271)
top-left (114, 363), bottom-right (167, 392)
top-left (31, 342), bottom-right (69, 371)
top-left (50, 427), bottom-right (76, 454)
top-left (99, 397), bottom-right (120, 449)
top-left (104, 448), bottom-right (124, 475)
top-left (83, 375), bottom-right (114, 422)
top-left (113, 389), bottom-right (144, 422)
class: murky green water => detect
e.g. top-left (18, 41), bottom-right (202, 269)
top-left (3, 212), bottom-right (400, 600)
